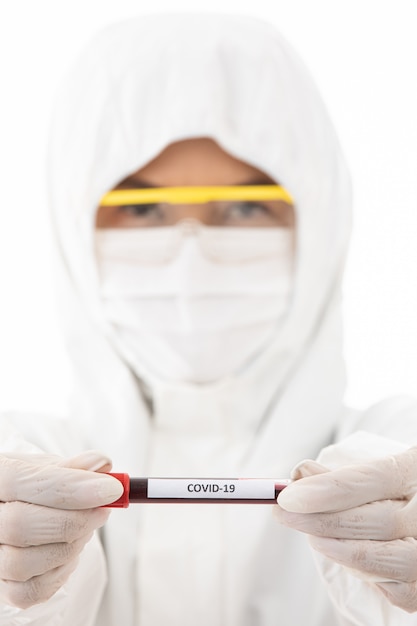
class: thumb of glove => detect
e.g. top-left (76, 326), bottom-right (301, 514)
top-left (290, 459), bottom-right (329, 480)
top-left (58, 450), bottom-right (113, 473)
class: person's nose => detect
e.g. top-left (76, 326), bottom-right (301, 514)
top-left (168, 203), bottom-right (214, 225)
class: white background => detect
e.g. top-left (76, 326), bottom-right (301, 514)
top-left (0, 0), bottom-right (416, 415)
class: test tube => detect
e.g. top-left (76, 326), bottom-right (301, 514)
top-left (106, 474), bottom-right (291, 507)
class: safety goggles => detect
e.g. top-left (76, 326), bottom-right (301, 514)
top-left (100, 184), bottom-right (293, 206)
top-left (99, 184), bottom-right (294, 229)
top-left (95, 217), bottom-right (295, 265)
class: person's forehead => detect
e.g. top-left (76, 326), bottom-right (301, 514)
top-left (114, 138), bottom-right (276, 188)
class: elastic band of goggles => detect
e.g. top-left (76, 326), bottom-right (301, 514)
top-left (100, 185), bottom-right (293, 206)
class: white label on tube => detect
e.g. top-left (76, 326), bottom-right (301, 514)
top-left (147, 478), bottom-right (276, 500)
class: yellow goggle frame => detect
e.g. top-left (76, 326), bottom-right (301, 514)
top-left (100, 185), bottom-right (293, 206)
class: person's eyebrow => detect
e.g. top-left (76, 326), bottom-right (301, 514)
top-left (114, 176), bottom-right (279, 188)
top-left (115, 178), bottom-right (157, 189)
top-left (237, 177), bottom-right (278, 186)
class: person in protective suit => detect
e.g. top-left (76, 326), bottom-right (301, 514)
top-left (1, 13), bottom-right (417, 626)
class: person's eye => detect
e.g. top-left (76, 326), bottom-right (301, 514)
top-left (118, 203), bottom-right (162, 217)
top-left (226, 201), bottom-right (270, 220)
top-left (219, 200), bottom-right (294, 228)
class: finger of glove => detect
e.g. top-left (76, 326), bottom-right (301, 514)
top-left (0, 501), bottom-right (110, 547)
top-left (0, 455), bottom-right (123, 509)
top-left (1, 451), bottom-right (112, 473)
top-left (278, 447), bottom-right (417, 513)
top-left (309, 535), bottom-right (417, 584)
top-left (275, 498), bottom-right (417, 540)
top-left (0, 533), bottom-right (92, 582)
top-left (376, 580), bottom-right (417, 614)
top-left (0, 557), bottom-right (79, 609)
top-left (0, 453), bottom-right (62, 465)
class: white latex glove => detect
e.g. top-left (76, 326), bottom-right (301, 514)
top-left (0, 451), bottom-right (123, 609)
top-left (276, 443), bottom-right (417, 614)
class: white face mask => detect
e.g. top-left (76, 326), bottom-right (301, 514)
top-left (95, 221), bottom-right (294, 383)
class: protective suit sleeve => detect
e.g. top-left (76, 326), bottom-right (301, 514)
top-left (0, 411), bottom-right (90, 457)
top-left (336, 396), bottom-right (417, 446)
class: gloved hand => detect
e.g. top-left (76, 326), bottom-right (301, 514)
top-left (0, 451), bottom-right (123, 609)
top-left (276, 446), bottom-right (417, 613)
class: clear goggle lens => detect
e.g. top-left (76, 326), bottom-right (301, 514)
top-left (95, 218), bottom-right (294, 265)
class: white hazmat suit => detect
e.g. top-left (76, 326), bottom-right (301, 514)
top-left (1, 13), bottom-right (417, 626)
